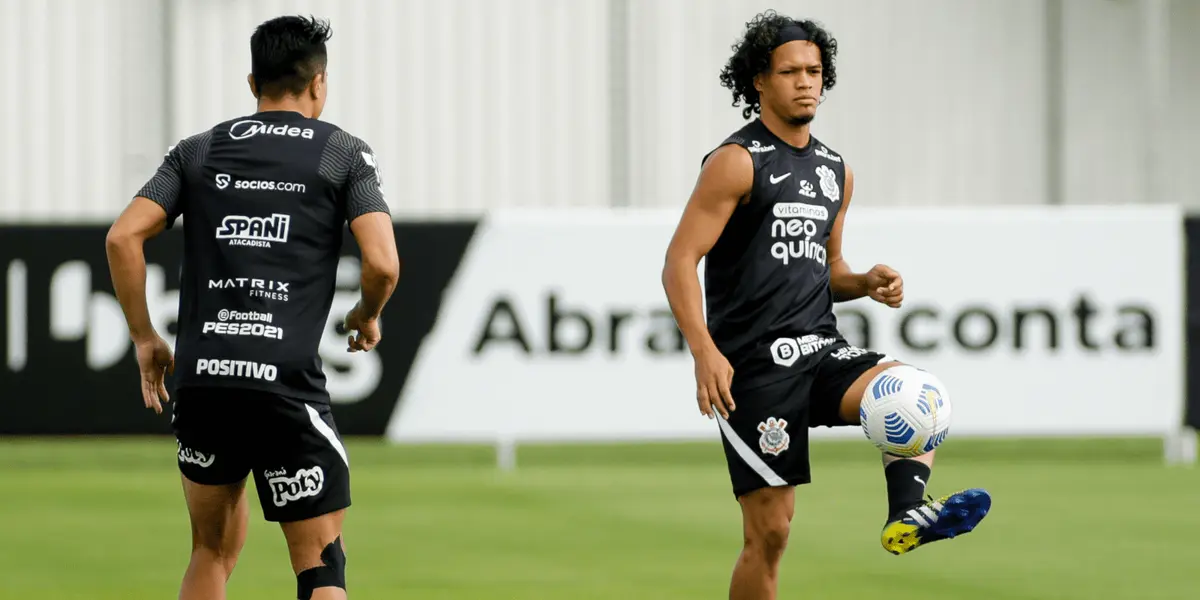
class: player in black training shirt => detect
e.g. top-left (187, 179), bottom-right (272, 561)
top-left (105, 16), bottom-right (396, 600)
top-left (662, 11), bottom-right (991, 598)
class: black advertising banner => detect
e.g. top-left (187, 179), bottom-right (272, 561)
top-left (1187, 217), bottom-right (1200, 429)
top-left (0, 222), bottom-right (478, 435)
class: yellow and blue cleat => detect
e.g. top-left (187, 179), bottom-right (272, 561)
top-left (881, 488), bottom-right (992, 555)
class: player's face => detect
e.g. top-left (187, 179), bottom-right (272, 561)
top-left (756, 41), bottom-right (823, 126)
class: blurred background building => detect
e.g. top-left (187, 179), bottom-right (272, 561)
top-left (0, 0), bottom-right (1196, 222)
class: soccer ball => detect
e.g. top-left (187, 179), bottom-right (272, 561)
top-left (858, 365), bottom-right (952, 457)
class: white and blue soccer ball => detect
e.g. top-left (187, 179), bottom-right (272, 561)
top-left (859, 365), bottom-right (952, 457)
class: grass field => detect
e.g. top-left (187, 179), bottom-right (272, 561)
top-left (1, 436), bottom-right (1197, 599)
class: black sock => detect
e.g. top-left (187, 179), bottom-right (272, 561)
top-left (884, 459), bottom-right (932, 520)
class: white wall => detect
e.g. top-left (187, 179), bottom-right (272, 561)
top-left (1062, 0), bottom-right (1139, 207)
top-left (0, 0), bottom-right (1195, 222)
top-left (168, 0), bottom-right (612, 218)
top-left (0, 0), bottom-right (164, 223)
top-left (1168, 0), bottom-right (1200, 209)
top-left (626, 0), bottom-right (1049, 210)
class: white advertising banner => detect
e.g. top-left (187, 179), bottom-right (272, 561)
top-left (385, 207), bottom-right (1184, 444)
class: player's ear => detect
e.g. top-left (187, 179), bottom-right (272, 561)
top-left (310, 72), bottom-right (325, 100)
top-left (247, 73), bottom-right (259, 99)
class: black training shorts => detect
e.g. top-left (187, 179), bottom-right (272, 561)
top-left (171, 386), bottom-right (351, 523)
top-left (717, 336), bottom-right (893, 499)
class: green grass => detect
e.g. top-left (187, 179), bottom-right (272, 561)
top-left (0, 436), bottom-right (1196, 599)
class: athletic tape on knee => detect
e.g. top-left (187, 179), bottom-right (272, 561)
top-left (296, 536), bottom-right (346, 600)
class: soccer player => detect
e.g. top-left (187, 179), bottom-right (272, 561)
top-left (661, 11), bottom-right (991, 599)
top-left (104, 16), bottom-right (397, 600)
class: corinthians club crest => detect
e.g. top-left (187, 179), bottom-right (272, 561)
top-left (757, 417), bottom-right (790, 456)
top-left (815, 165), bottom-right (839, 201)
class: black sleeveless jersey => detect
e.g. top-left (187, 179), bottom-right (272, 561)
top-left (702, 119), bottom-right (848, 384)
top-left (135, 110), bottom-right (390, 403)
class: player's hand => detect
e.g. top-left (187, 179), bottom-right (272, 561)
top-left (866, 264), bottom-right (904, 308)
top-left (342, 302), bottom-right (382, 352)
top-left (134, 335), bottom-right (175, 414)
top-left (694, 346), bottom-right (735, 420)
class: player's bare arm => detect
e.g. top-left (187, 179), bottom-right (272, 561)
top-left (105, 197), bottom-right (175, 413)
top-left (662, 144), bottom-right (753, 420)
top-left (826, 165), bottom-right (904, 308)
top-left (345, 212), bottom-right (399, 352)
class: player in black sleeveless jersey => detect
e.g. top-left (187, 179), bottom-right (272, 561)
top-left (662, 11), bottom-right (991, 598)
top-left (105, 16), bottom-right (396, 600)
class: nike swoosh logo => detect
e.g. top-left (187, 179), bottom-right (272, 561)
top-left (914, 475), bottom-right (926, 488)
top-left (769, 173), bottom-right (791, 184)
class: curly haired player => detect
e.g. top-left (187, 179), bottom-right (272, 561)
top-left (661, 11), bottom-right (991, 599)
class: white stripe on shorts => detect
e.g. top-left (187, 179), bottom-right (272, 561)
top-left (716, 414), bottom-right (788, 487)
top-left (305, 404), bottom-right (349, 467)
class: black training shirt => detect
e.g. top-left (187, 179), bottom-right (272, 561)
top-left (136, 110), bottom-right (389, 402)
top-left (702, 119), bottom-right (848, 386)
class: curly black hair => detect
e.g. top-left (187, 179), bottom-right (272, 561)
top-left (719, 11), bottom-right (839, 120)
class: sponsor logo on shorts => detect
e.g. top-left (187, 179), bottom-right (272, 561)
top-left (228, 119), bottom-right (315, 140)
top-left (831, 345), bottom-right (871, 361)
top-left (215, 214), bottom-right (290, 248)
top-left (266, 466), bottom-right (325, 507)
top-left (757, 417), bottom-right (790, 456)
top-left (770, 335), bottom-right (837, 367)
top-left (215, 173), bottom-right (306, 193)
top-left (177, 441), bottom-right (215, 468)
top-left (195, 358), bottom-right (278, 381)
top-left (208, 278), bottom-right (290, 302)
top-left (202, 309), bottom-right (283, 340)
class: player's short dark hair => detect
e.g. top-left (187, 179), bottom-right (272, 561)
top-left (250, 15), bottom-right (333, 99)
top-left (719, 10), bottom-right (839, 120)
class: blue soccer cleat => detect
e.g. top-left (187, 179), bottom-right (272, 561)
top-left (880, 488), bottom-right (992, 555)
